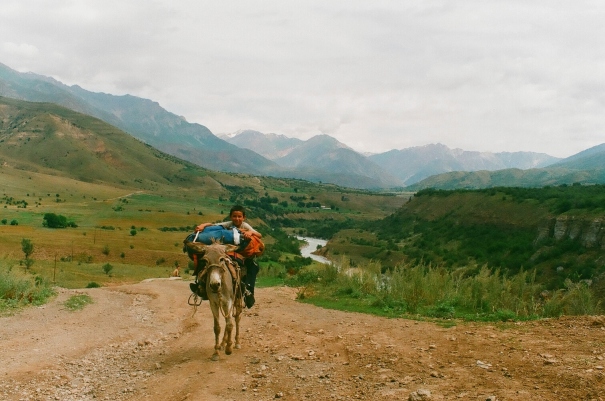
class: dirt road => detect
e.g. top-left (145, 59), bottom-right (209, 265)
top-left (1, 279), bottom-right (604, 400)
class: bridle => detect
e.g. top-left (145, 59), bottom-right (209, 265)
top-left (205, 261), bottom-right (227, 293)
top-left (203, 257), bottom-right (243, 317)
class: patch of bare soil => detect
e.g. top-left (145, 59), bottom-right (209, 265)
top-left (1, 279), bottom-right (604, 401)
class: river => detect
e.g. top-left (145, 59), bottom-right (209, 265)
top-left (296, 236), bottom-right (331, 264)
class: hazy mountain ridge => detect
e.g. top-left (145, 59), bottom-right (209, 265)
top-left (549, 143), bottom-right (605, 171)
top-left (2, 62), bottom-right (603, 190)
top-left (406, 143), bottom-right (605, 190)
top-left (0, 63), bottom-right (399, 188)
top-left (224, 130), bottom-right (566, 188)
top-left (368, 143), bottom-right (561, 185)
top-left (0, 62), bottom-right (278, 176)
top-left (224, 132), bottom-right (403, 188)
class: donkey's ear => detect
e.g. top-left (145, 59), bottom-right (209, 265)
top-left (185, 241), bottom-right (207, 254)
top-left (225, 244), bottom-right (239, 253)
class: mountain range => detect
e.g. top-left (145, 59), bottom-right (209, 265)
top-left (220, 130), bottom-right (402, 188)
top-left (1, 61), bottom-right (604, 190)
top-left (221, 131), bottom-right (605, 189)
top-left (0, 62), bottom-right (278, 177)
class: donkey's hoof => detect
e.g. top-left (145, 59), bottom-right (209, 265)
top-left (225, 346), bottom-right (233, 355)
top-left (211, 353), bottom-right (220, 361)
top-left (235, 344), bottom-right (241, 350)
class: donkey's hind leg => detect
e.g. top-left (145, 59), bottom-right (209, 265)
top-left (234, 308), bottom-right (242, 349)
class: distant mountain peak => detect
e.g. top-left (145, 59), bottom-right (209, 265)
top-left (222, 129), bottom-right (304, 160)
top-left (306, 134), bottom-right (354, 151)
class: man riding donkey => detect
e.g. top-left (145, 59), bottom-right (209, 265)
top-left (186, 205), bottom-right (263, 308)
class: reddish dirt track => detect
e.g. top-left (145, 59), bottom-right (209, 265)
top-left (1, 278), bottom-right (604, 400)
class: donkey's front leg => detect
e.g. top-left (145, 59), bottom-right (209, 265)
top-left (212, 314), bottom-right (221, 361)
top-left (223, 315), bottom-right (234, 355)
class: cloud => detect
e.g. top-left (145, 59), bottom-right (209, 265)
top-left (1, 42), bottom-right (39, 58)
top-left (0, 0), bottom-right (604, 158)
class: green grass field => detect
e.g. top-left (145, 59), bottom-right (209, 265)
top-left (0, 162), bottom-right (404, 291)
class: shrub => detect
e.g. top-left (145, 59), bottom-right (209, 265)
top-left (102, 263), bottom-right (113, 275)
top-left (63, 294), bottom-right (94, 311)
top-left (86, 282), bottom-right (101, 288)
top-left (21, 238), bottom-right (34, 272)
top-left (0, 267), bottom-right (55, 312)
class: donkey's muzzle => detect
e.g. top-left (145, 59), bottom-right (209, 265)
top-left (209, 281), bottom-right (221, 292)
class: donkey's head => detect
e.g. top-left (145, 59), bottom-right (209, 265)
top-left (186, 241), bottom-right (238, 292)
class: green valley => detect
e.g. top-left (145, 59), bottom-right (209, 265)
top-left (1, 96), bottom-right (604, 320)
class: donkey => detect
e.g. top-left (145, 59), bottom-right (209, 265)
top-left (185, 240), bottom-right (244, 361)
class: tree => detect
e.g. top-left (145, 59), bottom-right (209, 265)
top-left (21, 238), bottom-right (34, 272)
top-left (43, 213), bottom-right (68, 228)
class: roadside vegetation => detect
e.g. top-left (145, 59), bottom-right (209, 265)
top-left (285, 257), bottom-right (602, 321)
top-left (0, 264), bottom-right (55, 315)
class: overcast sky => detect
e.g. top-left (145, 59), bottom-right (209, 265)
top-left (1, 1), bottom-right (604, 158)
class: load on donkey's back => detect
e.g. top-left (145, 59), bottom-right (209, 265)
top-left (183, 205), bottom-right (264, 309)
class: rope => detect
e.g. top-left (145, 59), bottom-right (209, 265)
top-left (188, 293), bottom-right (202, 316)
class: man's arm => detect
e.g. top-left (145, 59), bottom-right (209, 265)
top-left (195, 222), bottom-right (213, 232)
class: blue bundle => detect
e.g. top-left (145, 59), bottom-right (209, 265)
top-left (184, 225), bottom-right (242, 245)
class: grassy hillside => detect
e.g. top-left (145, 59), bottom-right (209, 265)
top-left (322, 185), bottom-right (605, 291)
top-left (0, 96), bottom-right (223, 190)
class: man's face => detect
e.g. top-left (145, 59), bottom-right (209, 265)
top-left (230, 211), bottom-right (245, 227)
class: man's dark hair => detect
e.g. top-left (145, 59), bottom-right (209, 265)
top-left (230, 205), bottom-right (246, 217)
